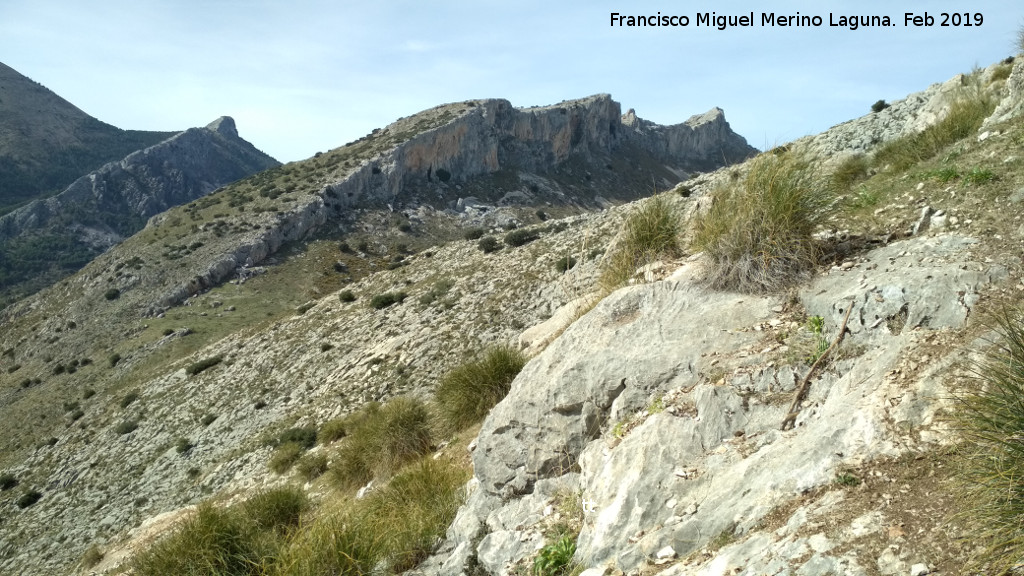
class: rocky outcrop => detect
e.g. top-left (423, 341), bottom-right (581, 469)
top-left (419, 233), bottom-right (1006, 576)
top-left (622, 106), bottom-right (758, 171)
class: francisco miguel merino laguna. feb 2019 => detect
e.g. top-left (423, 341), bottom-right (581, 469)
top-left (609, 11), bottom-right (984, 30)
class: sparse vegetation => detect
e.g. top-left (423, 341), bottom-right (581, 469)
top-left (692, 153), bottom-right (829, 293)
top-left (873, 84), bottom-right (995, 172)
top-left (16, 489), bottom-right (42, 508)
top-left (104, 288), bottom-right (121, 300)
top-left (279, 427), bottom-right (318, 449)
top-left (0, 472), bottom-right (17, 491)
top-left (504, 228), bottom-right (539, 248)
top-left (176, 437), bottom-right (195, 455)
top-left (435, 346), bottom-right (527, 430)
top-left (120, 390), bottom-right (139, 408)
top-left (533, 534), bottom-right (576, 576)
top-left (554, 255), bottom-right (577, 273)
top-left (464, 227), bottom-right (486, 241)
top-left (329, 396), bottom-right (433, 488)
top-left (830, 154), bottom-right (869, 191)
top-left (338, 289), bottom-right (357, 302)
top-left (115, 420), bottom-right (139, 435)
top-left (295, 452), bottom-right (328, 481)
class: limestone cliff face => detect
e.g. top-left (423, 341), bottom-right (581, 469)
top-left (0, 117), bottom-right (279, 244)
top-left (321, 95), bottom-right (756, 211)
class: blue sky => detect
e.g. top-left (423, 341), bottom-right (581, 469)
top-left (1, 1), bottom-right (1019, 162)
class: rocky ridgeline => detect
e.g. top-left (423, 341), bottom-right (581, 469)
top-left (0, 116), bottom-right (278, 245)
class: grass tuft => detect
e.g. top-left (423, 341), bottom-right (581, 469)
top-left (328, 397), bottom-right (434, 488)
top-left (435, 345), bottom-right (527, 430)
top-left (692, 152), bottom-right (830, 293)
top-left (599, 193), bottom-right (681, 289)
top-left (953, 308), bottom-right (1024, 572)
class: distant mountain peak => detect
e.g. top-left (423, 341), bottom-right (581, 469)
top-left (206, 116), bottom-right (238, 138)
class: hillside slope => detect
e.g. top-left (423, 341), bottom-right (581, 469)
top-left (0, 94), bottom-right (755, 575)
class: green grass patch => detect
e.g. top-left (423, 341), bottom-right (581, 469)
top-left (328, 397), bottom-right (433, 488)
top-left (435, 345), bottom-right (527, 431)
top-left (692, 152), bottom-right (830, 293)
top-left (874, 88), bottom-right (995, 172)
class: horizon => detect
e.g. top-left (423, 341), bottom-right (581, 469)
top-left (1, 1), bottom-right (1020, 163)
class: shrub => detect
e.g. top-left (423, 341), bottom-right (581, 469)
top-left (600, 193), bottom-right (682, 289)
top-left (296, 301), bottom-right (316, 315)
top-left (200, 413), bottom-right (217, 427)
top-left (338, 289), bottom-right (357, 302)
top-left (435, 346), bottom-right (527, 430)
top-left (115, 420), bottom-right (139, 435)
top-left (16, 489), bottom-right (42, 509)
top-left (478, 236), bottom-right (501, 253)
top-left (870, 99), bottom-right (889, 113)
top-left (269, 442), bottom-right (305, 474)
top-left (554, 255), bottom-right (577, 273)
top-left (186, 354), bottom-right (223, 376)
top-left (874, 87), bottom-right (995, 172)
top-left (830, 154), bottom-right (869, 191)
top-left (108, 353), bottom-right (121, 367)
top-left (319, 418), bottom-right (348, 443)
top-left (83, 388), bottom-right (96, 399)
top-left (104, 288), bottom-right (121, 300)
top-left (295, 452), bottom-right (329, 481)
top-left (279, 427), bottom-right (317, 449)
top-left (120, 390), bottom-right (139, 408)
top-left (176, 438), bottom-right (195, 455)
top-left (0, 472), bottom-right (17, 491)
top-left (691, 153), bottom-right (829, 293)
top-left (952, 309), bottom-right (1024, 572)
top-left (504, 228), bottom-right (539, 247)
top-left (162, 328), bottom-right (174, 336)
top-left (370, 292), bottom-right (407, 310)
top-left (460, 228), bottom-right (483, 242)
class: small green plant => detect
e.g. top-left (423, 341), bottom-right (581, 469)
top-left (554, 256), bottom-right (577, 273)
top-left (692, 153), bottom-right (829, 293)
top-left (339, 289), bottom-right (357, 302)
top-left (611, 420), bottom-right (627, 439)
top-left (176, 438), bottom-right (195, 455)
top-left (269, 442), bottom-right (305, 474)
top-left (120, 390), bottom-right (140, 408)
top-left (186, 354), bottom-right (224, 375)
top-left (370, 292), bottom-right (407, 310)
top-left (835, 471), bottom-right (861, 486)
top-left (279, 427), bottom-right (318, 449)
top-left (108, 353), bottom-right (121, 368)
top-left (115, 420), bottom-right (139, 435)
top-left (533, 534), bottom-right (576, 576)
top-left (104, 288), bottom-right (121, 300)
top-left (0, 472), bottom-right (17, 491)
top-left (504, 228), bottom-right (539, 247)
top-left (647, 395), bottom-right (666, 415)
top-left (464, 227), bottom-right (486, 241)
top-left (928, 165), bottom-right (961, 182)
top-left (319, 418), bottom-right (348, 443)
top-left (963, 167), bottom-right (995, 185)
top-left (478, 236), bottom-right (501, 253)
top-left (870, 99), bottom-right (889, 113)
top-left (296, 301), bottom-right (316, 315)
top-left (830, 154), bottom-right (869, 191)
top-left (435, 346), bottom-right (527, 430)
top-left (295, 452), bottom-right (329, 481)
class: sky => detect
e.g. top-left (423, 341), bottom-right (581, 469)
top-left (0, 1), bottom-right (1020, 163)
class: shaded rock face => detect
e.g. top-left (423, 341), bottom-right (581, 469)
top-left (419, 233), bottom-right (1005, 576)
top-left (0, 117), bottom-right (279, 243)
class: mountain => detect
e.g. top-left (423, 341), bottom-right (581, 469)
top-left (0, 115), bottom-right (280, 306)
top-left (0, 62), bottom-right (177, 214)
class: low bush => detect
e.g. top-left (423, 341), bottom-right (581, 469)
top-left (953, 309), bottom-right (1024, 572)
top-left (0, 472), bottom-right (17, 491)
top-left (279, 427), bottom-right (317, 449)
top-left (329, 397), bottom-right (433, 487)
top-left (120, 390), bottom-right (139, 408)
top-left (108, 353), bottom-right (121, 368)
top-left (200, 413), bottom-right (217, 426)
top-left (600, 193), bottom-right (681, 289)
top-left (16, 489), bottom-right (42, 509)
top-left (269, 442), bottom-right (305, 474)
top-left (104, 288), bottom-right (120, 301)
top-left (504, 228), bottom-right (539, 247)
top-left (870, 99), bottom-right (889, 113)
top-left (176, 438), bottom-right (195, 455)
top-left (478, 236), bottom-right (501, 253)
top-left (319, 418), bottom-right (348, 444)
top-left (295, 452), bottom-right (328, 481)
top-left (435, 346), bottom-right (527, 430)
top-left (370, 292), bottom-right (407, 310)
top-left (338, 289), bottom-right (357, 303)
top-left (186, 355), bottom-right (224, 376)
top-left (115, 420), bottom-right (139, 435)
top-left (241, 486), bottom-right (309, 533)
top-left (463, 228), bottom-right (486, 241)
top-left (691, 153), bottom-right (830, 293)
